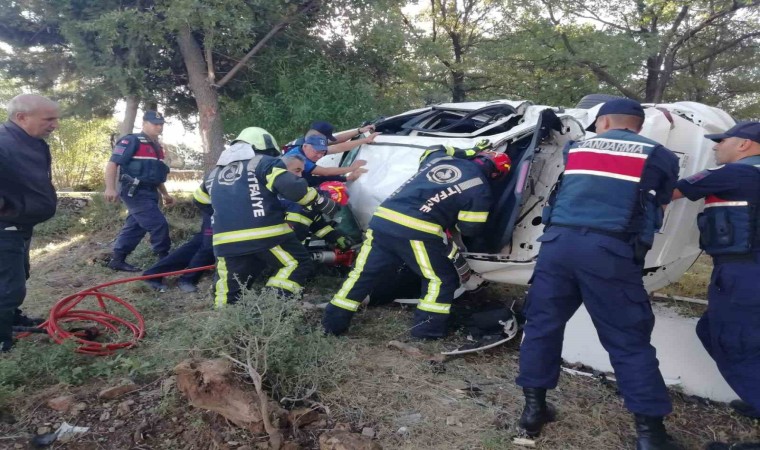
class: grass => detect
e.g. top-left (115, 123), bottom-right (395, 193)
top-left (2, 196), bottom-right (758, 449)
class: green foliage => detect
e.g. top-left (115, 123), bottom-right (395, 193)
top-left (195, 290), bottom-right (354, 400)
top-left (49, 117), bottom-right (116, 190)
top-left (222, 59), bottom-right (396, 142)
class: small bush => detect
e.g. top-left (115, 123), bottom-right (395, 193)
top-left (194, 289), bottom-right (354, 400)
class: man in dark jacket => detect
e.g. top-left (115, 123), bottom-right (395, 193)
top-left (0, 94), bottom-right (60, 351)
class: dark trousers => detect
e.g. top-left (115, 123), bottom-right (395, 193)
top-left (0, 229), bottom-right (32, 341)
top-left (697, 258), bottom-right (760, 417)
top-left (323, 228), bottom-right (459, 338)
top-left (212, 236), bottom-right (313, 307)
top-left (113, 188), bottom-right (170, 256)
top-left (516, 227), bottom-right (672, 417)
top-left (143, 231), bottom-right (214, 284)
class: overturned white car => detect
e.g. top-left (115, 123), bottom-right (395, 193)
top-left (318, 97), bottom-right (739, 402)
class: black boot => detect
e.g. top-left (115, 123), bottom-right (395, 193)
top-left (108, 253), bottom-right (141, 272)
top-left (518, 387), bottom-right (556, 437)
top-left (730, 400), bottom-right (760, 419)
top-left (13, 309), bottom-right (44, 327)
top-left (0, 308), bottom-right (15, 352)
top-left (635, 414), bottom-right (682, 450)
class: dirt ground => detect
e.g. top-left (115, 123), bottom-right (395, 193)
top-left (0, 200), bottom-right (758, 450)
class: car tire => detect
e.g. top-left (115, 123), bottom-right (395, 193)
top-left (575, 93), bottom-right (624, 109)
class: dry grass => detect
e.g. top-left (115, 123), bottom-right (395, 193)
top-left (7, 200), bottom-right (758, 450)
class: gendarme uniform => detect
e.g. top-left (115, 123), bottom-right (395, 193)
top-left (675, 122), bottom-right (760, 420)
top-left (194, 142), bottom-right (330, 307)
top-left (110, 115), bottom-right (171, 260)
top-left (322, 144), bottom-right (500, 339)
top-left (516, 100), bottom-right (680, 444)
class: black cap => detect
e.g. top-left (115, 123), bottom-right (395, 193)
top-left (143, 111), bottom-right (165, 125)
top-left (587, 99), bottom-right (645, 132)
top-left (705, 121), bottom-right (760, 144)
top-left (310, 121), bottom-right (336, 141)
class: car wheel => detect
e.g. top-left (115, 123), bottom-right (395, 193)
top-left (575, 93), bottom-right (624, 109)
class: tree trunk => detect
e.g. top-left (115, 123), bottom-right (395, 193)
top-left (644, 56), bottom-right (662, 103)
top-left (176, 26), bottom-right (226, 169)
top-left (451, 71), bottom-right (466, 102)
top-left (119, 95), bottom-right (140, 136)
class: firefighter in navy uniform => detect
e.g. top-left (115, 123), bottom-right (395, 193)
top-left (515, 99), bottom-right (682, 450)
top-left (322, 141), bottom-right (510, 339)
top-left (104, 111), bottom-right (174, 272)
top-left (672, 122), bottom-right (760, 450)
top-left (193, 128), bottom-right (339, 307)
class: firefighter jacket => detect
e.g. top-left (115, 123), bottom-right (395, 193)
top-left (283, 200), bottom-right (342, 244)
top-left (194, 155), bottom-right (320, 257)
top-left (677, 155), bottom-right (760, 256)
top-left (546, 129), bottom-right (679, 248)
top-left (110, 133), bottom-right (170, 186)
top-left (369, 152), bottom-right (493, 241)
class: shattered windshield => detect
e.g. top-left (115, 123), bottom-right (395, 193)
top-left (374, 104), bottom-right (523, 137)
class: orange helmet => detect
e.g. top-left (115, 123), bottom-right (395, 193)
top-left (474, 151), bottom-right (512, 180)
top-left (319, 181), bottom-right (349, 206)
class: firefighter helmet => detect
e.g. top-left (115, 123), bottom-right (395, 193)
top-left (474, 151), bottom-right (512, 180)
top-left (319, 181), bottom-right (349, 206)
top-left (234, 127), bottom-right (279, 156)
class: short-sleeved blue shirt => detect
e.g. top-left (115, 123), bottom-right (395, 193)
top-left (284, 146), bottom-right (317, 175)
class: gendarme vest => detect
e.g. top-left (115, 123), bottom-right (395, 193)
top-left (549, 129), bottom-right (659, 235)
top-left (120, 134), bottom-right (169, 185)
top-left (698, 155), bottom-right (760, 255)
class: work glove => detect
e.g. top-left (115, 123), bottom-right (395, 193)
top-left (335, 236), bottom-right (355, 251)
top-left (473, 139), bottom-right (492, 152)
top-left (313, 194), bottom-right (339, 218)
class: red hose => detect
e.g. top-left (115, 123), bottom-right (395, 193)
top-left (19, 265), bottom-right (215, 356)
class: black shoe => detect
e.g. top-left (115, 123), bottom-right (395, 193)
top-left (322, 304), bottom-right (354, 336)
top-left (635, 414), bottom-right (682, 450)
top-left (730, 400), bottom-right (760, 419)
top-left (144, 279), bottom-right (166, 292)
top-left (518, 387), bottom-right (556, 437)
top-left (13, 309), bottom-right (44, 327)
top-left (108, 253), bottom-right (141, 272)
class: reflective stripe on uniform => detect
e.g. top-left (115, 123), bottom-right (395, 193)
top-left (458, 210), bottom-right (489, 223)
top-left (411, 240), bottom-right (449, 314)
top-left (374, 207), bottom-right (445, 237)
top-left (331, 229), bottom-right (374, 311)
top-left (266, 167), bottom-right (288, 191)
top-left (704, 201), bottom-right (749, 208)
top-left (214, 257), bottom-right (229, 308)
top-left (286, 212), bottom-right (313, 226)
top-left (266, 245), bottom-right (301, 293)
top-left (315, 226), bottom-right (333, 238)
top-left (296, 188), bottom-right (318, 206)
top-left (193, 187), bottom-right (211, 204)
top-left (447, 243), bottom-right (459, 259)
top-left (213, 223), bottom-right (292, 246)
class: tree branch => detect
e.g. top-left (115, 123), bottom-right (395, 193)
top-left (204, 29), bottom-right (215, 84)
top-left (214, 0), bottom-right (320, 88)
top-left (672, 31), bottom-right (760, 70)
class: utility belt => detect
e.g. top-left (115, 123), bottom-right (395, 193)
top-left (120, 174), bottom-right (158, 197)
top-left (550, 224), bottom-right (635, 243)
top-left (0, 221), bottom-right (31, 233)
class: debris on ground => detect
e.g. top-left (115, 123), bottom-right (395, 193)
top-left (318, 430), bottom-right (382, 450)
top-left (387, 340), bottom-right (446, 363)
top-left (46, 395), bottom-right (75, 412)
top-left (175, 358), bottom-right (284, 434)
top-left (98, 379), bottom-right (139, 399)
